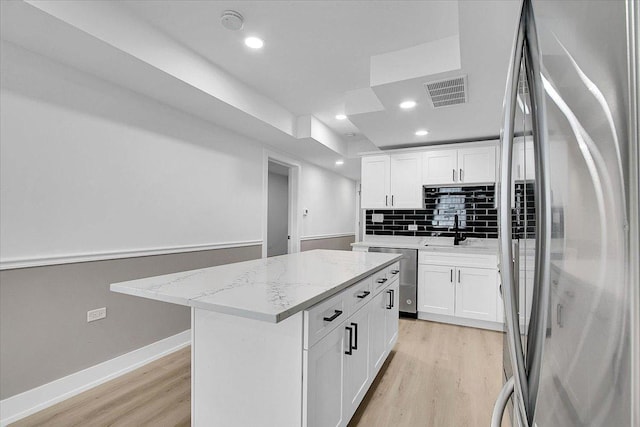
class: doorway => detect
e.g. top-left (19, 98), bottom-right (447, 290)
top-left (267, 161), bottom-right (290, 257)
top-left (262, 152), bottom-right (300, 258)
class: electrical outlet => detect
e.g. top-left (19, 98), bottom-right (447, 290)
top-left (408, 224), bottom-right (418, 231)
top-left (87, 307), bottom-right (107, 323)
top-left (372, 214), bottom-right (384, 223)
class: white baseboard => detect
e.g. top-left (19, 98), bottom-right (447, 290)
top-left (0, 330), bottom-right (191, 426)
top-left (417, 312), bottom-right (505, 332)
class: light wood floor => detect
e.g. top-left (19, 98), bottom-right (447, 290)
top-left (13, 319), bottom-right (506, 427)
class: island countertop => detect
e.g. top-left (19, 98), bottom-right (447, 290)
top-left (110, 249), bottom-right (401, 323)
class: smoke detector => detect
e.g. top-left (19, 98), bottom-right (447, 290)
top-left (221, 10), bottom-right (244, 31)
top-left (423, 75), bottom-right (468, 108)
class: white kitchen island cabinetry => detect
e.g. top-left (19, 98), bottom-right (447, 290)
top-left (111, 250), bottom-right (401, 427)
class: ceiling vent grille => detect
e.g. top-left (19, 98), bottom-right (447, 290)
top-left (424, 75), bottom-right (467, 108)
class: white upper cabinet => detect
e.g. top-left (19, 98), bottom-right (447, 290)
top-left (389, 152), bottom-right (423, 208)
top-left (361, 153), bottom-right (422, 209)
top-left (361, 155), bottom-right (391, 209)
top-left (457, 146), bottom-right (496, 184)
top-left (421, 149), bottom-right (458, 185)
top-left (422, 144), bottom-right (497, 186)
top-left (513, 137), bottom-right (535, 181)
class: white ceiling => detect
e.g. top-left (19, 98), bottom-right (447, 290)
top-left (121, 0), bottom-right (460, 142)
top-left (122, 0), bottom-right (521, 149)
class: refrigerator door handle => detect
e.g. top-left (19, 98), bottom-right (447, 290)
top-left (491, 376), bottom-right (514, 427)
top-left (497, 0), bottom-right (529, 423)
top-left (521, 0), bottom-right (552, 421)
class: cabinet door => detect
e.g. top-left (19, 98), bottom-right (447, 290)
top-left (343, 305), bottom-right (370, 421)
top-left (417, 264), bottom-right (455, 315)
top-left (369, 290), bottom-right (387, 374)
top-left (361, 155), bottom-right (390, 209)
top-left (421, 149), bottom-right (458, 185)
top-left (514, 137), bottom-right (536, 182)
top-left (385, 280), bottom-right (400, 350)
top-left (390, 152), bottom-right (422, 208)
top-left (457, 146), bottom-right (496, 184)
top-left (304, 323), bottom-right (345, 427)
top-left (455, 267), bottom-right (498, 321)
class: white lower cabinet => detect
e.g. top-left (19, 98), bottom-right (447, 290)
top-left (454, 267), bottom-right (498, 322)
top-left (304, 271), bottom-right (400, 427)
top-left (385, 280), bottom-right (400, 348)
top-left (343, 304), bottom-right (370, 421)
top-left (418, 252), bottom-right (500, 326)
top-left (304, 323), bottom-right (346, 427)
top-left (418, 264), bottom-right (455, 315)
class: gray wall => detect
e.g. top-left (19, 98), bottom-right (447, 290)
top-left (267, 171), bottom-right (289, 257)
top-left (300, 235), bottom-right (355, 252)
top-left (0, 245), bottom-right (260, 399)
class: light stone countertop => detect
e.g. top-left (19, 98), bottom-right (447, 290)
top-left (352, 236), bottom-right (499, 254)
top-left (110, 249), bottom-right (401, 323)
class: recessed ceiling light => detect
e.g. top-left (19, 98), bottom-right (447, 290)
top-left (335, 114), bottom-right (347, 120)
top-left (244, 36), bottom-right (264, 49)
top-left (400, 100), bottom-right (417, 109)
top-left (415, 129), bottom-right (429, 136)
top-left (335, 160), bottom-right (344, 165)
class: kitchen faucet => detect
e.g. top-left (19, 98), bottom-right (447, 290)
top-left (453, 214), bottom-right (466, 246)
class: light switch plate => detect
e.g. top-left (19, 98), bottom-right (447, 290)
top-left (372, 214), bottom-right (384, 223)
top-left (408, 224), bottom-right (418, 231)
top-left (87, 307), bottom-right (107, 322)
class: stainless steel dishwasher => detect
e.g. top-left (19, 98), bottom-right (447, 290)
top-left (368, 247), bottom-right (417, 317)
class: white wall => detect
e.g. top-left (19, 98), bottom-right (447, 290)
top-left (0, 41), bottom-right (356, 265)
top-left (300, 163), bottom-right (356, 238)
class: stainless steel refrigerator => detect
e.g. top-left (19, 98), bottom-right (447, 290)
top-left (492, 0), bottom-right (639, 426)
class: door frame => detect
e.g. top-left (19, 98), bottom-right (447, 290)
top-left (262, 149), bottom-right (301, 258)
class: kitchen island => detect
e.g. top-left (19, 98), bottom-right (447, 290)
top-left (111, 249), bottom-right (401, 427)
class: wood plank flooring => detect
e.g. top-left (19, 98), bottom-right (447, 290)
top-left (13, 319), bottom-right (506, 427)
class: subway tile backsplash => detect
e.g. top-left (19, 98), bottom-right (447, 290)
top-left (366, 185), bottom-right (498, 238)
top-left (365, 183), bottom-right (536, 239)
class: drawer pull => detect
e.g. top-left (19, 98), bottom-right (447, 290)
top-left (323, 310), bottom-right (343, 322)
top-left (351, 322), bottom-right (358, 350)
top-left (345, 326), bottom-right (353, 355)
top-left (390, 269), bottom-right (399, 275)
top-left (356, 291), bottom-right (371, 299)
top-left (376, 278), bottom-right (388, 284)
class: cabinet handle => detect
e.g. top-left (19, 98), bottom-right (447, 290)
top-left (391, 195), bottom-right (394, 206)
top-left (323, 310), bottom-right (343, 322)
top-left (453, 169), bottom-right (456, 182)
top-left (517, 164), bottom-right (521, 179)
top-left (345, 326), bottom-right (353, 355)
top-left (390, 270), bottom-right (399, 275)
top-left (386, 290), bottom-right (393, 309)
top-left (450, 269), bottom-right (453, 283)
top-left (458, 270), bottom-right (461, 283)
top-left (377, 278), bottom-right (388, 284)
top-left (356, 291), bottom-right (371, 299)
top-left (460, 168), bottom-right (463, 182)
top-left (385, 195), bottom-right (388, 206)
top-left (351, 322), bottom-right (358, 350)
top-left (557, 304), bottom-right (563, 328)
top-left (391, 289), bottom-right (395, 308)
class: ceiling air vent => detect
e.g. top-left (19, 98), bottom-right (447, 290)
top-left (423, 75), bottom-right (467, 108)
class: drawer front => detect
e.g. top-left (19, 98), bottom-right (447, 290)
top-left (387, 262), bottom-right (401, 282)
top-left (372, 267), bottom-right (390, 293)
top-left (344, 277), bottom-right (373, 317)
top-left (419, 251), bottom-right (497, 269)
top-left (304, 290), bottom-right (347, 349)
